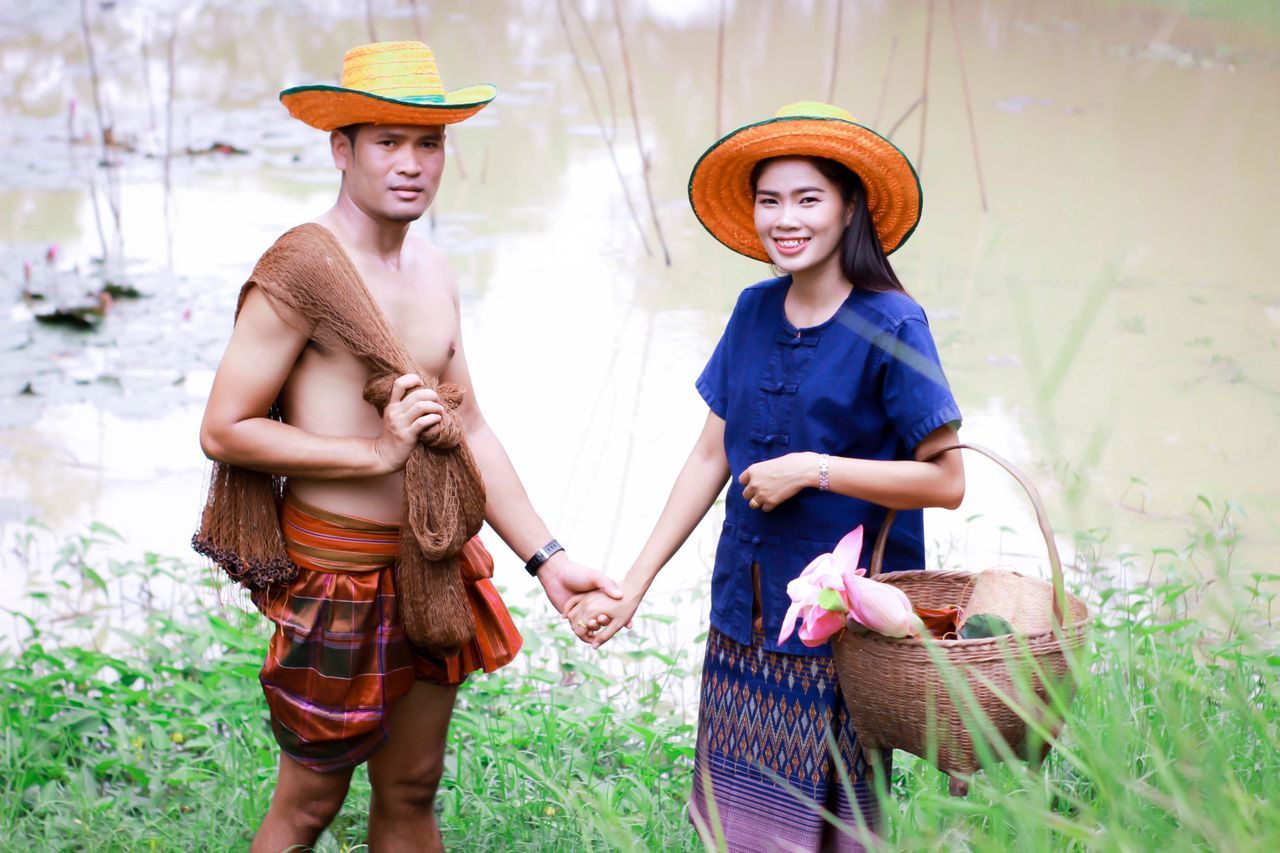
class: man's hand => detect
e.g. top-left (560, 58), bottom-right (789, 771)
top-left (371, 374), bottom-right (446, 473)
top-left (537, 554), bottom-right (623, 626)
top-left (739, 451), bottom-right (816, 512)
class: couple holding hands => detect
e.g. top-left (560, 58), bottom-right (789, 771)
top-left (195, 41), bottom-right (961, 853)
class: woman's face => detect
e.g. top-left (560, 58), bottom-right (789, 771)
top-left (752, 158), bottom-right (852, 276)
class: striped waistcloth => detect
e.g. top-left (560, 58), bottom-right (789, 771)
top-left (253, 494), bottom-right (522, 772)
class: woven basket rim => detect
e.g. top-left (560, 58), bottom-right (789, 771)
top-left (840, 620), bottom-right (1088, 649)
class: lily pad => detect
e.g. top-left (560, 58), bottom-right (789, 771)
top-left (35, 307), bottom-right (103, 331)
top-left (102, 282), bottom-right (143, 299)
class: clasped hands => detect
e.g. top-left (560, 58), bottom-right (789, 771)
top-left (564, 452), bottom-right (814, 648)
top-left (536, 551), bottom-right (649, 651)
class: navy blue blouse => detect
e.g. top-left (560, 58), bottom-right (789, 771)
top-left (696, 276), bottom-right (962, 657)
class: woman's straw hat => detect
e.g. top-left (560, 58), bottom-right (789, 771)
top-left (280, 41), bottom-right (495, 131)
top-left (688, 102), bottom-right (922, 261)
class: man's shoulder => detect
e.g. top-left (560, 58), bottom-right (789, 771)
top-left (405, 230), bottom-right (449, 265)
top-left (405, 232), bottom-right (458, 295)
top-left (253, 222), bottom-right (337, 270)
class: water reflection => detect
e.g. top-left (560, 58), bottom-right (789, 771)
top-left (2, 1), bottom-right (1279, 644)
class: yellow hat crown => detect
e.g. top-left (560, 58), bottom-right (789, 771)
top-left (773, 101), bottom-right (855, 121)
top-left (341, 41), bottom-right (447, 104)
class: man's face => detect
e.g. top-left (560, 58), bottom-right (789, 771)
top-left (333, 124), bottom-right (446, 223)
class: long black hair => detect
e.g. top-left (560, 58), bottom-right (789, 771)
top-left (749, 156), bottom-right (906, 294)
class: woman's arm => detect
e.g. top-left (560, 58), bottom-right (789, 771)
top-left (570, 410), bottom-right (731, 646)
top-left (739, 424), bottom-right (965, 512)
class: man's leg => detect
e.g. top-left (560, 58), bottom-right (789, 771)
top-left (366, 680), bottom-right (459, 852)
top-left (251, 753), bottom-right (354, 852)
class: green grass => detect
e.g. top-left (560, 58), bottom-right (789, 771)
top-left (2, 500), bottom-right (1278, 850)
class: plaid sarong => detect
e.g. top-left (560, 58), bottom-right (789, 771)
top-left (253, 494), bottom-right (522, 772)
top-left (690, 627), bottom-right (890, 852)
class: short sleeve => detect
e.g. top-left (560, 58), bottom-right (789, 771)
top-left (695, 328), bottom-right (731, 418)
top-left (879, 317), bottom-right (962, 450)
top-left (697, 290), bottom-right (754, 419)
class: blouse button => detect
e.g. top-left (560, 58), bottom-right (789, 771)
top-left (751, 536), bottom-right (762, 546)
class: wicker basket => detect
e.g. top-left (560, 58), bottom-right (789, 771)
top-left (831, 444), bottom-right (1089, 796)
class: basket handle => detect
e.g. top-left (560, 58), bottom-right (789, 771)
top-left (867, 443), bottom-right (1069, 628)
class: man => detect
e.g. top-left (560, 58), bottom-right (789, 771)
top-left (195, 41), bottom-right (619, 851)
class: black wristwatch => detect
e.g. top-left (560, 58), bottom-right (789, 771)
top-left (524, 539), bottom-right (565, 577)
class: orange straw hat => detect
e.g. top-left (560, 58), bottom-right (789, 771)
top-left (280, 41), bottom-right (495, 131)
top-left (688, 102), bottom-right (922, 260)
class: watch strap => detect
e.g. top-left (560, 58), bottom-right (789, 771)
top-left (524, 539), bottom-right (565, 577)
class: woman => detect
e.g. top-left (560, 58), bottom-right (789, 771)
top-left (568, 102), bottom-right (964, 851)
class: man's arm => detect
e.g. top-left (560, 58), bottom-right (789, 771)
top-left (436, 277), bottom-right (621, 618)
top-left (199, 287), bottom-right (443, 476)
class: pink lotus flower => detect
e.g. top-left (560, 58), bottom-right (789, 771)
top-left (778, 552), bottom-right (850, 647)
top-left (778, 525), bottom-right (921, 646)
top-left (844, 571), bottom-right (919, 638)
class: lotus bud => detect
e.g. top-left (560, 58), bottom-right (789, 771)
top-left (844, 573), bottom-right (921, 638)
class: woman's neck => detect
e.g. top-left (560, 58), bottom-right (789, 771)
top-left (785, 259), bottom-right (853, 329)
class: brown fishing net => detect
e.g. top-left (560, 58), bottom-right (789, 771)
top-left (193, 223), bottom-right (486, 653)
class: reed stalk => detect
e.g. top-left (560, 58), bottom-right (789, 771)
top-left (164, 27), bottom-right (177, 270)
top-left (69, 100), bottom-right (110, 267)
top-left (79, 0), bottom-right (123, 262)
top-left (873, 35), bottom-right (898, 128)
top-left (887, 93), bottom-right (923, 141)
top-left (827, 0), bottom-right (844, 103)
top-left (601, 311), bottom-right (654, 568)
top-left (140, 32), bottom-right (158, 149)
top-left (949, 0), bottom-right (988, 212)
top-left (448, 133), bottom-right (468, 180)
top-left (715, 0), bottom-right (727, 136)
top-left (918, 0), bottom-right (936, 174)
top-left (557, 0), bottom-right (651, 256)
top-left (611, 0), bottom-right (672, 266)
top-left (568, 0), bottom-right (619, 143)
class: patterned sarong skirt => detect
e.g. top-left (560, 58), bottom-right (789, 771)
top-left (690, 627), bottom-right (890, 852)
top-left (252, 494), bottom-right (522, 773)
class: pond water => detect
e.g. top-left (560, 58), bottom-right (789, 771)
top-left (2, 0), bottom-right (1278, 647)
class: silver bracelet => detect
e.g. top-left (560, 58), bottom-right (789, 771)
top-left (818, 453), bottom-right (830, 491)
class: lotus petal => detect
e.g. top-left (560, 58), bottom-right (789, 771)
top-left (798, 604), bottom-right (848, 647)
top-left (830, 525), bottom-right (865, 574)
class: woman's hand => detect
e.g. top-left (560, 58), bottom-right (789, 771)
top-left (739, 452), bottom-right (817, 512)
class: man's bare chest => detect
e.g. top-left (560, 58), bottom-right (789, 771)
top-left (363, 274), bottom-right (458, 377)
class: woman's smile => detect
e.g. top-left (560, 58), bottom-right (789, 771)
top-left (771, 236), bottom-right (811, 256)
